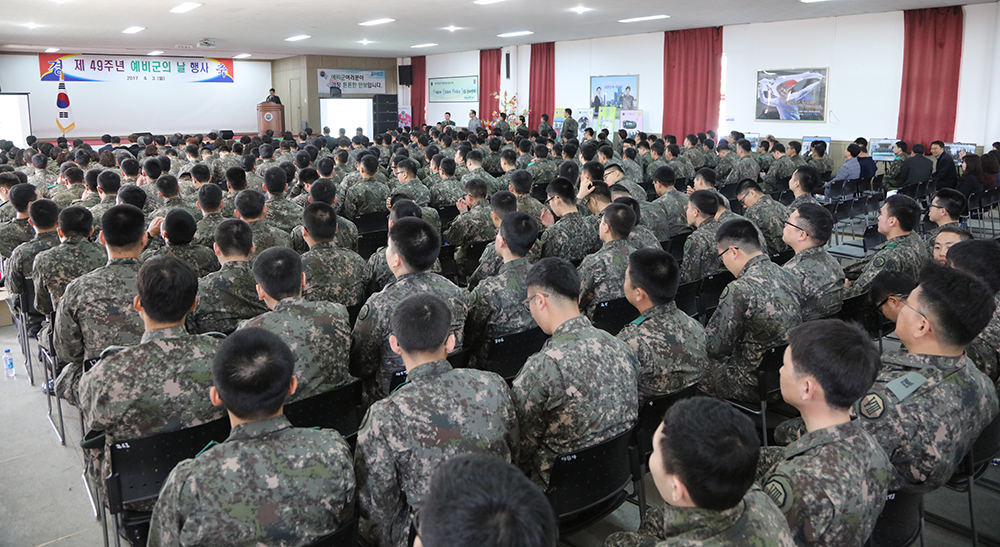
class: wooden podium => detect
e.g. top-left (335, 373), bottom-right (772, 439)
top-left (257, 102), bottom-right (284, 134)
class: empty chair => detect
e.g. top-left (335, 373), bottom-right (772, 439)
top-left (482, 327), bottom-right (550, 382)
top-left (283, 380), bottom-right (364, 444)
top-left (592, 297), bottom-right (641, 335)
top-left (674, 279), bottom-right (700, 318)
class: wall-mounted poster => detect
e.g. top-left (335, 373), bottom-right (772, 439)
top-left (40, 53), bottom-right (234, 83)
top-left (619, 110), bottom-right (643, 138)
top-left (552, 109), bottom-right (567, 137)
top-left (577, 108), bottom-right (593, 130)
top-left (428, 76), bottom-right (478, 103)
top-left (597, 107), bottom-right (618, 133)
top-left (755, 68), bottom-right (828, 121)
top-left (590, 75), bottom-right (638, 110)
top-left (398, 106), bottom-right (412, 129)
top-left (317, 69), bottom-right (386, 95)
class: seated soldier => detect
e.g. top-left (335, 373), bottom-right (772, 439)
top-left (650, 165), bottom-right (688, 241)
top-left (467, 190), bottom-right (523, 288)
top-left (186, 219), bottom-right (268, 335)
top-left (512, 257), bottom-right (638, 487)
top-left (341, 155), bottom-right (390, 219)
top-left (679, 189), bottom-right (725, 283)
top-left (577, 202), bottom-right (637, 317)
top-left (0, 183), bottom-right (38, 259)
top-left (603, 397), bottom-right (794, 547)
top-left (759, 320), bottom-right (891, 546)
top-left (141, 209), bottom-right (220, 277)
top-left (147, 328), bottom-right (355, 547)
top-left (290, 179), bottom-right (359, 254)
top-left (538, 177), bottom-right (601, 262)
top-left (262, 167), bottom-right (302, 233)
top-left (193, 183), bottom-right (226, 250)
top-left (238, 246), bottom-right (352, 403)
top-left (89, 171), bottom-right (121, 228)
top-left (355, 294), bottom-right (518, 547)
top-left (365, 199), bottom-right (428, 294)
top-left (5, 199), bottom-right (60, 336)
top-left (352, 217), bottom-right (467, 401)
top-left (946, 240), bottom-right (1000, 382)
top-left (149, 175), bottom-right (199, 220)
top-left (869, 270), bottom-right (918, 325)
top-left (736, 179), bottom-right (790, 255)
top-left (924, 188), bottom-right (965, 254)
top-left (614, 196), bottom-right (661, 250)
top-left (117, 185), bottom-right (149, 218)
top-left (701, 219), bottom-right (802, 403)
top-left (845, 195), bottom-right (927, 298)
top-left (301, 202), bottom-right (366, 307)
top-left (465, 211), bottom-right (540, 367)
top-left (429, 157), bottom-right (465, 208)
top-left (391, 157), bottom-right (431, 206)
top-left (507, 168), bottom-right (545, 227)
top-left (858, 264), bottom-right (998, 492)
top-left (414, 454), bottom-right (557, 547)
top-left (787, 165), bottom-right (822, 212)
top-left (617, 248), bottom-right (704, 405)
top-left (443, 177), bottom-right (496, 274)
top-left (781, 203), bottom-right (845, 320)
top-left (234, 189), bottom-right (291, 258)
top-left (931, 224), bottom-right (972, 265)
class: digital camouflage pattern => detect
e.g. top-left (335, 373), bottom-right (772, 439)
top-left (264, 193), bottom-right (304, 233)
top-left (341, 179), bottom-right (390, 219)
top-left (516, 193), bottom-right (547, 228)
top-left (616, 302), bottom-right (705, 405)
top-left (355, 360), bottom-right (518, 547)
top-left (668, 156), bottom-right (696, 180)
top-left (141, 242), bottom-right (221, 278)
top-left (149, 196), bottom-right (200, 222)
top-left (4, 231), bottom-right (59, 301)
top-left (578, 239), bottom-right (636, 317)
top-left (856, 352), bottom-right (999, 493)
top-left (247, 220), bottom-right (292, 258)
top-left (52, 183), bottom-right (86, 208)
top-left (727, 155), bottom-right (761, 186)
top-left (301, 241), bottom-right (367, 308)
top-left (462, 167), bottom-right (501, 194)
top-left (683, 147), bottom-right (706, 169)
top-left (390, 180), bottom-right (431, 207)
top-left (762, 156), bottom-right (796, 194)
top-left (653, 188), bottom-right (690, 241)
top-left (186, 260), bottom-right (268, 335)
top-left (351, 272), bottom-right (468, 400)
top-left (443, 200), bottom-right (496, 266)
top-left (239, 296), bottom-right (353, 404)
top-left (701, 255), bottom-right (802, 403)
top-left (32, 235), bottom-right (107, 315)
top-left (465, 258), bottom-right (537, 366)
top-left (783, 247), bottom-right (845, 321)
top-left (761, 420), bottom-right (891, 547)
top-left (603, 487), bottom-right (795, 547)
top-left (148, 416), bottom-right (355, 547)
top-left (538, 211), bottom-right (602, 262)
top-left (194, 212), bottom-right (226, 250)
top-left (680, 217), bottom-right (726, 283)
top-left (527, 157), bottom-right (559, 187)
top-left (429, 176), bottom-right (465, 208)
top-left (883, 155), bottom-right (906, 188)
top-left (966, 292), bottom-right (1000, 382)
top-left (743, 195), bottom-right (790, 255)
top-left (809, 155), bottom-right (835, 177)
top-left (787, 193), bottom-right (820, 212)
top-left (511, 315), bottom-right (638, 486)
top-left (630, 224), bottom-right (661, 250)
top-left (844, 232), bottom-right (928, 298)
top-left (0, 218), bottom-right (35, 259)
top-left (644, 158), bottom-right (668, 185)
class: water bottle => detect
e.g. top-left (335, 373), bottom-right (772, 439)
top-left (4, 349), bottom-right (13, 378)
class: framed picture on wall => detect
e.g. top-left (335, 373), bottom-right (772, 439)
top-left (755, 68), bottom-right (828, 122)
top-left (428, 76), bottom-right (478, 103)
top-left (590, 75), bottom-right (638, 111)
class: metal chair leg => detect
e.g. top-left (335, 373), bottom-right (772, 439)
top-left (761, 400), bottom-right (768, 448)
top-left (44, 354), bottom-right (66, 445)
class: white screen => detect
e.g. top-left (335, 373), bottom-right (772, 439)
top-left (320, 98), bottom-right (373, 139)
top-left (0, 94), bottom-right (32, 148)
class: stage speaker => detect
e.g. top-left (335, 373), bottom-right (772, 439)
top-left (220, 130), bottom-right (234, 140)
top-left (398, 65), bottom-right (413, 86)
top-left (373, 94), bottom-right (400, 134)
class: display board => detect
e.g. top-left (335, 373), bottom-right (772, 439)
top-left (320, 98), bottom-right (373, 139)
top-left (619, 110), bottom-right (643, 138)
top-left (870, 139), bottom-right (896, 161)
top-left (945, 142), bottom-right (977, 165)
top-left (428, 76), bottom-right (478, 103)
top-left (317, 69), bottom-right (386, 96)
top-left (39, 53), bottom-right (234, 83)
top-left (755, 68), bottom-right (828, 121)
top-left (802, 136), bottom-right (832, 153)
top-left (0, 93), bottom-right (32, 147)
top-left (589, 75), bottom-right (638, 110)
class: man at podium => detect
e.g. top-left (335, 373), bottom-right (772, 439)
top-left (265, 88), bottom-right (282, 105)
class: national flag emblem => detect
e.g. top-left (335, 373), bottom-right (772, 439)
top-left (56, 74), bottom-right (75, 134)
top-left (56, 92), bottom-right (70, 109)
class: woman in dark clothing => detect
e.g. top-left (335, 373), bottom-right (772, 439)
top-left (981, 153), bottom-right (999, 191)
top-left (956, 153), bottom-right (986, 198)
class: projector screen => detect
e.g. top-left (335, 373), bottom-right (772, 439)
top-left (320, 98), bottom-right (373, 139)
top-left (0, 93), bottom-right (32, 148)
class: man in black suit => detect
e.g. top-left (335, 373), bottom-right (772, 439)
top-left (265, 88), bottom-right (282, 105)
top-left (930, 140), bottom-right (957, 189)
top-left (899, 143), bottom-right (934, 186)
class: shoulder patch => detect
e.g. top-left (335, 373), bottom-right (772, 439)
top-left (886, 371), bottom-right (927, 402)
top-left (357, 303), bottom-right (370, 322)
top-left (764, 475), bottom-right (794, 512)
top-left (859, 392), bottom-right (886, 420)
top-left (720, 286), bottom-right (730, 300)
top-left (630, 316), bottom-right (646, 326)
top-left (873, 256), bottom-right (886, 269)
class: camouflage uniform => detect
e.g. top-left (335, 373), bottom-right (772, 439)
top-left (652, 188), bottom-right (689, 241)
top-left (185, 260), bottom-right (268, 335)
top-left (355, 360), bottom-right (518, 547)
top-left (783, 247), bottom-right (845, 321)
top-left (148, 416), bottom-right (355, 547)
top-left (787, 193), bottom-right (820, 212)
top-left (32, 236), bottom-right (107, 315)
top-left (527, 157), bottom-right (558, 187)
top-left (680, 217), bottom-right (726, 283)
top-left (809, 155), bottom-right (835, 177)
top-left (604, 487), bottom-right (795, 547)
top-left (28, 170), bottom-right (57, 197)
top-left (342, 179), bottom-right (390, 219)
top-left (5, 231), bottom-right (60, 303)
top-left (429, 176), bottom-right (465, 208)
top-left (351, 272), bottom-right (468, 400)
top-left (762, 156), bottom-right (796, 194)
top-left (516, 193), bottom-right (546, 228)
top-left (291, 217), bottom-right (359, 255)
top-left (617, 302), bottom-right (704, 405)
top-left (141, 242), bottom-right (220, 278)
top-left (72, 192), bottom-right (101, 209)
top-left (238, 296), bottom-right (353, 404)
top-left (682, 147), bottom-right (706, 169)
top-left (727, 155), bottom-right (761, 185)
top-left (483, 152), bottom-right (503, 177)
top-left (621, 158), bottom-right (644, 184)
top-left (761, 420), bottom-right (891, 547)
top-left (52, 183), bottom-right (86, 208)
top-left (264, 192), bottom-right (303, 233)
top-left (844, 232), bottom-right (927, 298)
top-left (743, 195), bottom-right (790, 255)
top-left (856, 352), bottom-right (999, 493)
top-left (443, 200), bottom-right (496, 267)
top-left (629, 225), bottom-right (661, 250)
top-left (715, 153), bottom-right (736, 180)
top-left (247, 220), bottom-right (292, 258)
top-left (701, 255), bottom-right (803, 403)
top-left (390, 180), bottom-right (431, 207)
top-left (578, 239), bottom-right (636, 317)
top-left (883, 154), bottom-right (907, 188)
top-left (0, 218), bottom-right (35, 259)
top-left (511, 315), bottom-right (638, 486)
top-left (616, 178), bottom-right (650, 203)
top-left (193, 212), bottom-right (226, 250)
top-left (759, 152), bottom-right (775, 174)
top-left (0, 201), bottom-right (15, 223)
top-left (150, 196), bottom-right (200, 221)
top-left (301, 241), bottom-right (368, 308)
top-left (668, 156), bottom-right (696, 180)
top-left (463, 167), bottom-right (501, 194)
top-left (465, 258), bottom-right (537, 366)
top-left (966, 292), bottom-right (1000, 382)
top-left (538, 211), bottom-right (602, 262)
top-left (516, 153), bottom-right (533, 171)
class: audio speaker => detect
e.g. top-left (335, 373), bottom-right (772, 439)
top-left (505, 52), bottom-right (510, 79)
top-left (398, 65), bottom-right (413, 86)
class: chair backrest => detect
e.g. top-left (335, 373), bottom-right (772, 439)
top-left (756, 344), bottom-right (788, 401)
top-left (777, 176), bottom-right (791, 192)
top-left (719, 183), bottom-right (738, 200)
top-left (698, 271), bottom-right (736, 320)
top-left (770, 249), bottom-right (794, 266)
top-left (668, 232), bottom-right (691, 263)
top-left (777, 190), bottom-right (794, 206)
top-left (827, 179), bottom-right (846, 200)
top-left (970, 411), bottom-right (1000, 467)
top-left (546, 424), bottom-right (637, 518)
top-left (437, 206), bottom-right (460, 230)
top-left (307, 518), bottom-right (359, 547)
top-left (484, 327), bottom-right (550, 382)
top-left (284, 380), bottom-right (364, 439)
top-left (674, 279), bottom-right (700, 317)
top-left (357, 230), bottom-right (388, 260)
top-left (863, 225), bottom-right (887, 251)
top-left (636, 384), bottom-right (698, 459)
top-left (866, 491), bottom-right (924, 547)
top-left (447, 348), bottom-right (471, 369)
top-left (592, 297), bottom-right (640, 335)
top-left (18, 277), bottom-right (36, 315)
top-left (460, 240), bottom-right (491, 272)
top-left (354, 211), bottom-right (389, 234)
top-left (105, 418), bottom-right (232, 514)
top-left (531, 182), bottom-right (548, 203)
top-left (843, 178), bottom-right (860, 197)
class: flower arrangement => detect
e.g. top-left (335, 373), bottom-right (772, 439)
top-left (489, 91), bottom-right (530, 130)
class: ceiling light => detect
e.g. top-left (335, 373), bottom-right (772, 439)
top-left (169, 2), bottom-right (202, 13)
top-left (473, 0), bottom-right (505, 4)
top-left (23, 23), bottom-right (41, 30)
top-left (618, 15), bottom-right (669, 23)
top-left (570, 6), bottom-right (592, 14)
top-left (3, 45), bottom-right (33, 49)
top-left (360, 18), bottom-right (395, 26)
top-left (801, 0), bottom-right (837, 2)
top-left (284, 34), bottom-right (311, 41)
top-left (234, 53), bottom-right (252, 58)
top-left (411, 43), bottom-right (438, 48)
top-left (147, 50), bottom-right (164, 56)
top-left (122, 26), bottom-right (146, 34)
top-left (358, 39), bottom-right (373, 45)
top-left (51, 0), bottom-right (73, 4)
top-left (443, 26), bottom-right (462, 32)
top-left (497, 30), bottom-right (534, 38)
top-left (45, 47), bottom-right (60, 53)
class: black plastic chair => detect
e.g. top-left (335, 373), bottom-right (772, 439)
top-left (347, 304), bottom-right (362, 327)
top-left (284, 380), bottom-right (364, 446)
top-left (866, 491), bottom-right (925, 547)
top-left (356, 230), bottom-right (387, 260)
top-left (104, 418), bottom-right (232, 547)
top-left (483, 327), bottom-right (550, 383)
top-left (674, 279), bottom-right (700, 318)
top-left (777, 190), bottom-right (794, 206)
top-left (307, 518), bottom-right (359, 547)
top-left (459, 240), bottom-right (491, 278)
top-left (592, 297), bottom-right (640, 335)
top-left (545, 424), bottom-right (640, 538)
top-left (770, 249), bottom-right (795, 266)
top-left (353, 211), bottom-right (389, 233)
top-left (531, 182), bottom-right (548, 203)
top-left (829, 224), bottom-right (885, 260)
top-left (698, 271), bottom-right (736, 325)
top-left (668, 232), bottom-right (691, 264)
top-left (437, 205), bottom-right (460, 230)
top-left (727, 344), bottom-right (788, 447)
top-left (437, 243), bottom-right (457, 279)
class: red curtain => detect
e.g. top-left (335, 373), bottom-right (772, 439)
top-left (897, 7), bottom-right (963, 147)
top-left (528, 42), bottom-right (555, 132)
top-left (662, 27), bottom-right (723, 138)
top-left (410, 56), bottom-right (427, 128)
top-left (479, 49), bottom-right (502, 129)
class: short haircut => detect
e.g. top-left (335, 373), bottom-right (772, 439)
top-left (935, 224), bottom-right (973, 245)
top-left (558, 161), bottom-right (580, 182)
top-left (715, 219), bottom-right (762, 253)
top-left (190, 164), bottom-right (211, 184)
top-left (155, 174), bottom-right (179, 197)
top-left (546, 177), bottom-right (576, 203)
top-left (786, 320), bottom-right (880, 410)
top-left (28, 199), bottom-right (59, 230)
top-left (419, 454), bottom-right (557, 547)
top-left (303, 202), bottom-right (337, 242)
top-left (931, 140), bottom-right (945, 149)
top-left (932, 188), bottom-right (966, 220)
top-left (736, 139), bottom-right (752, 153)
top-left (9, 184), bottom-right (37, 213)
top-left (788, 141), bottom-right (802, 154)
top-left (689, 189), bottom-right (719, 217)
top-left (235, 189), bottom-right (266, 219)
top-left (869, 270), bottom-right (917, 308)
top-left (360, 155), bottom-right (378, 175)
top-left (197, 182), bottom-right (224, 211)
top-left (582, 161), bottom-right (605, 182)
top-left (847, 143), bottom-right (861, 157)
top-left (509, 169), bottom-right (533, 195)
top-left (389, 199), bottom-right (423, 223)
top-left (117, 185), bottom-right (147, 210)
top-left (101, 204), bottom-right (146, 248)
top-left (58, 206), bottom-right (93, 237)
top-left (389, 217), bottom-right (440, 272)
top-left (440, 157), bottom-right (457, 176)
top-left (525, 257), bottom-right (579, 301)
top-left (946, 239), bottom-right (1000, 293)
top-left (896, 141), bottom-right (909, 154)
top-left (658, 397), bottom-right (759, 511)
top-left (252, 246), bottom-right (302, 300)
top-left (628, 248), bottom-right (679, 306)
top-left (465, 178), bottom-right (488, 199)
top-left (316, 157), bottom-right (335, 177)
top-left (917, 263), bottom-right (995, 347)
top-left (310, 178), bottom-right (337, 205)
top-left (391, 294), bottom-right (452, 353)
top-left (263, 167), bottom-right (287, 194)
top-left (499, 211), bottom-right (539, 257)
top-left (587, 181), bottom-right (612, 204)
top-left (736, 179), bottom-right (763, 196)
top-left (120, 158), bottom-right (141, 177)
top-left (490, 190), bottom-right (518, 219)
top-left (212, 327), bottom-right (295, 420)
top-left (792, 165), bottom-right (821, 194)
top-left (884, 194), bottom-right (921, 232)
top-left (603, 202), bottom-right (635, 239)
top-left (97, 170), bottom-right (122, 194)
top-left (695, 167), bottom-right (717, 187)
top-left (215, 218), bottom-right (253, 257)
top-left (653, 165), bottom-right (676, 185)
top-left (163, 208), bottom-right (198, 245)
top-left (466, 149), bottom-right (483, 165)
top-left (137, 255), bottom-right (198, 323)
top-left (793, 203), bottom-right (834, 246)
top-left (912, 143), bottom-right (926, 155)
top-left (142, 158), bottom-right (163, 179)
top-left (226, 167), bottom-right (248, 192)
top-left (771, 142), bottom-right (786, 154)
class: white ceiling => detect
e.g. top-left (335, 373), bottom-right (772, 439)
top-left (0, 0), bottom-right (990, 60)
